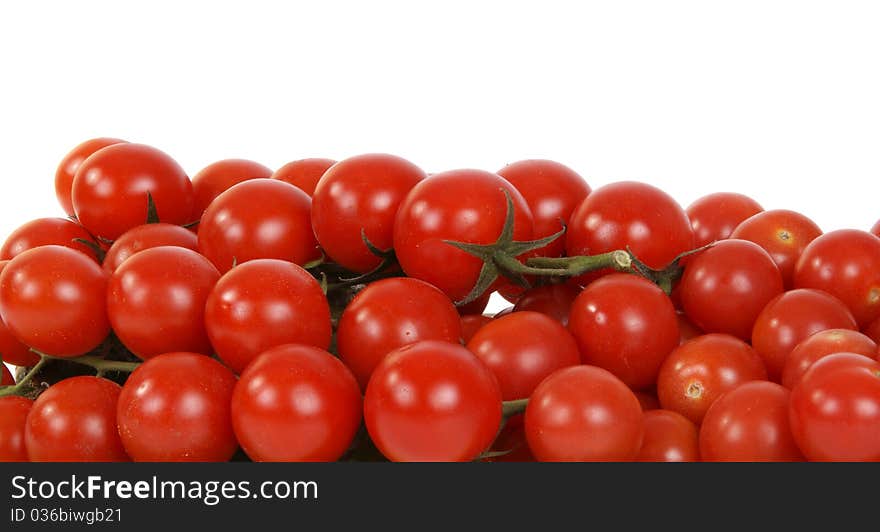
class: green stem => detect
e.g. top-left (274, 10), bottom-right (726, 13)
top-left (0, 356), bottom-right (49, 397)
top-left (517, 249), bottom-right (633, 277)
top-left (57, 354), bottom-right (141, 374)
top-left (502, 398), bottom-right (529, 418)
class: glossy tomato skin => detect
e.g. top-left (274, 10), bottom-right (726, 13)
top-left (1, 217), bottom-right (100, 262)
top-left (54, 137), bottom-right (127, 217)
top-left (794, 229), bottom-right (880, 327)
top-left (198, 179), bottom-right (319, 273)
top-left (232, 344), bottom-right (362, 462)
top-left (205, 259), bottom-right (331, 374)
top-left (102, 223), bottom-right (199, 273)
top-left (751, 289), bottom-right (858, 382)
top-left (117, 352), bottom-right (237, 462)
top-left (26, 376), bottom-right (128, 462)
top-left (190, 158), bottom-right (272, 220)
top-left (657, 334), bottom-right (767, 424)
top-left (0, 396), bottom-right (33, 462)
top-left (637, 410), bottom-right (700, 462)
top-left (108, 247), bottom-right (220, 360)
top-left (730, 209), bottom-right (822, 288)
top-left (364, 341), bottom-right (502, 462)
top-left (496, 159), bottom-right (591, 257)
top-left (272, 158), bottom-right (337, 196)
top-left (512, 283), bottom-right (580, 327)
top-left (679, 239), bottom-right (783, 340)
top-left (72, 143), bottom-right (194, 240)
top-left (0, 246), bottom-right (110, 357)
top-left (467, 311), bottom-right (581, 400)
top-left (525, 365), bottom-right (643, 461)
top-left (0, 261), bottom-right (38, 366)
top-left (312, 154), bottom-right (426, 273)
top-left (568, 273), bottom-right (679, 390)
top-left (337, 277), bottom-right (462, 389)
top-left (686, 192), bottom-right (763, 247)
top-left (700, 381), bottom-right (803, 461)
top-left (781, 329), bottom-right (877, 390)
top-left (460, 314), bottom-right (493, 344)
top-left (394, 169), bottom-right (534, 302)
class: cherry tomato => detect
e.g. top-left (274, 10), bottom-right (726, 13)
top-left (460, 314), bottom-right (493, 344)
top-left (679, 239), bottom-right (783, 340)
top-left (496, 159), bottom-right (591, 257)
top-left (686, 192), bottom-right (763, 247)
top-left (700, 381), bottom-right (803, 461)
top-left (72, 143), bottom-right (194, 240)
top-left (102, 223), bottom-right (198, 273)
top-left (676, 312), bottom-right (703, 345)
top-left (635, 391), bottom-right (661, 411)
top-left (54, 138), bottom-right (126, 217)
top-left (198, 179), bottom-right (319, 273)
top-left (190, 158), bottom-right (272, 220)
top-left (457, 291), bottom-right (491, 316)
top-left (1, 217), bottom-right (100, 262)
top-left (782, 329), bottom-right (877, 389)
top-left (525, 365), bottom-right (643, 461)
top-left (568, 273), bottom-right (678, 390)
top-left (484, 414), bottom-right (535, 462)
top-left (337, 277), bottom-right (462, 389)
top-left (794, 229), bottom-right (880, 327)
top-left (0, 261), bottom-right (37, 367)
top-left (657, 334), bottom-right (767, 424)
top-left (205, 259), bottom-right (331, 374)
top-left (637, 410), bottom-right (700, 462)
top-left (25, 376), bottom-right (128, 462)
top-left (467, 311), bottom-right (581, 400)
top-left (117, 352), bottom-right (238, 462)
top-left (872, 219), bottom-right (880, 238)
top-left (272, 158), bottom-right (337, 196)
top-left (232, 344), bottom-right (362, 462)
top-left (512, 283), bottom-right (580, 327)
top-left (312, 154), bottom-right (426, 273)
top-left (364, 340), bottom-right (502, 462)
top-left (865, 317), bottom-right (880, 346)
top-left (789, 353), bottom-right (880, 461)
top-left (0, 245), bottom-right (110, 357)
top-left (730, 209), bottom-right (822, 288)
top-left (751, 289), bottom-right (858, 382)
top-left (0, 396), bottom-right (33, 462)
top-left (1, 364), bottom-right (12, 385)
top-left (394, 169), bottom-right (534, 302)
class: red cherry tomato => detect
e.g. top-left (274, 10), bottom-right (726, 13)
top-left (568, 273), bottom-right (679, 390)
top-left (102, 223), bottom-right (199, 273)
top-left (865, 317), bottom-right (880, 346)
top-left (512, 283), bottom-right (580, 327)
top-left (686, 192), bottom-right (763, 247)
top-left (0, 261), bottom-right (37, 367)
top-left (72, 143), bottom-right (194, 240)
top-left (657, 334), bottom-right (767, 424)
top-left (25, 376), bottom-right (129, 462)
top-left (0, 396), bottom-right (33, 462)
top-left (337, 277), bottom-right (462, 389)
top-left (782, 329), bottom-right (877, 389)
top-left (1, 364), bottom-right (12, 385)
top-left (525, 365), bottom-right (643, 461)
top-left (730, 209), bottom-right (822, 288)
top-left (0, 246), bottom-right (109, 357)
top-left (460, 314), bottom-right (493, 344)
top-left (700, 381), bottom-right (803, 461)
top-left (54, 138), bottom-right (127, 217)
top-left (232, 344), bottom-right (362, 462)
top-left (676, 312), bottom-right (703, 345)
top-left (205, 259), bottom-right (331, 374)
top-left (635, 391), bottom-right (661, 411)
top-left (1, 217), bottom-right (100, 262)
top-left (872, 219), bottom-right (880, 238)
top-left (637, 410), bottom-right (700, 462)
top-left (364, 340), bottom-right (502, 462)
top-left (751, 289), bottom-right (858, 382)
top-left (679, 239), bottom-right (783, 340)
top-left (117, 352), bottom-right (237, 462)
top-left (457, 291), bottom-right (491, 316)
top-left (190, 158), bottom-right (272, 220)
top-left (198, 179), bottom-right (319, 273)
top-left (272, 158), bottom-right (337, 196)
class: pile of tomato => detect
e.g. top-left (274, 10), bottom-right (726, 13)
top-left (1, 138), bottom-right (879, 462)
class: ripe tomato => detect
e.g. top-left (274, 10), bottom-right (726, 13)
top-left (72, 143), bottom-right (194, 240)
top-left (637, 410), bottom-right (700, 462)
top-left (789, 353), bottom-right (880, 461)
top-left (467, 311), bottom-right (581, 400)
top-left (272, 158), bottom-right (337, 196)
top-left (25, 376), bottom-right (128, 462)
top-left (865, 317), bottom-right (880, 345)
top-left (54, 137), bottom-right (126, 217)
top-left (108, 247), bottom-right (220, 360)
top-left (205, 259), bottom-right (331, 374)
top-left (364, 340), bottom-right (502, 462)
top-left (794, 229), bottom-right (880, 327)
top-left (568, 273), bottom-right (679, 390)
top-left (525, 365), bottom-right (643, 461)
top-left (102, 223), bottom-right (198, 273)
top-left (635, 391), bottom-right (661, 411)
top-left (657, 334), bottom-right (767, 424)
top-left (700, 381), bottom-right (803, 461)
top-left (198, 179), bottom-right (319, 273)
top-left (1, 217), bottom-right (100, 262)
top-left (679, 239), bottom-right (783, 340)
top-left (676, 312), bottom-right (703, 345)
top-left (393, 169), bottom-right (533, 302)
top-left (496, 159), bottom-right (591, 257)
top-left (782, 329), bottom-right (877, 389)
top-left (1, 363), bottom-right (12, 385)
top-left (0, 396), bottom-right (33, 462)
top-left (460, 314), bottom-right (493, 344)
top-left (190, 158), bottom-right (272, 220)
top-left (457, 291), bottom-right (491, 316)
top-left (0, 246), bottom-right (110, 357)
top-left (686, 192), bottom-right (763, 247)
top-left (232, 344), bottom-right (362, 462)
top-left (117, 352), bottom-right (238, 462)
top-left (0, 261), bottom-right (38, 367)
top-left (751, 289), bottom-right (858, 382)
top-left (730, 209), bottom-right (822, 288)
top-left (512, 283), bottom-right (580, 327)
top-left (337, 277), bottom-right (462, 389)
top-left (872, 219), bottom-right (880, 238)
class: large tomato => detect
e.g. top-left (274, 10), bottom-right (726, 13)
top-left (190, 158), bottom-right (272, 220)
top-left (686, 192), bottom-right (763, 247)
top-left (1, 217), bottom-right (100, 262)
top-left (272, 158), bottom-right (337, 197)
top-left (637, 409), bottom-right (700, 462)
top-left (781, 329), bottom-right (877, 389)
top-left (0, 396), bottom-right (33, 462)
top-left (102, 223), bottom-right (199, 273)
top-left (54, 138), bottom-right (126, 217)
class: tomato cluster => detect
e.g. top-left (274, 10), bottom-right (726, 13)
top-left (2, 139), bottom-right (880, 463)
